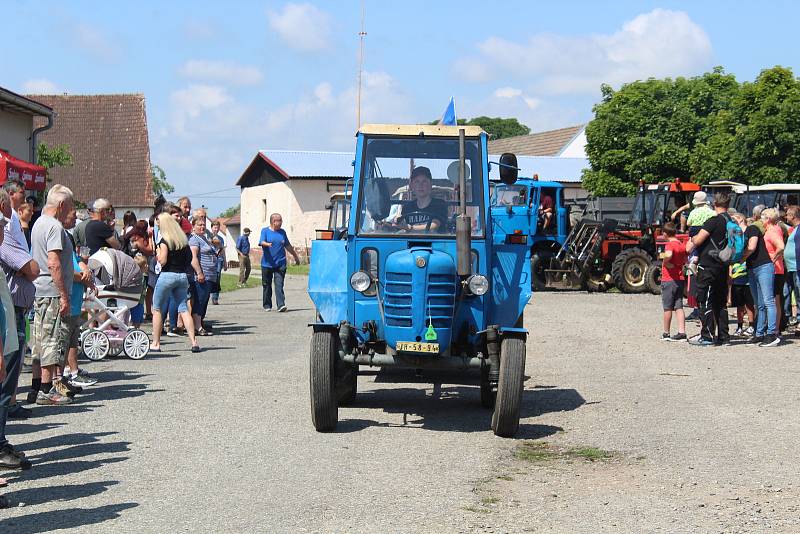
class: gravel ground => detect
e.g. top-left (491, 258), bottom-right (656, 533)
top-left (0, 278), bottom-right (798, 533)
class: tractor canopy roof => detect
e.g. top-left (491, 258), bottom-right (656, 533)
top-left (358, 123), bottom-right (486, 138)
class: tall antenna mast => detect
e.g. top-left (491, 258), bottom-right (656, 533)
top-left (356, 0), bottom-right (366, 130)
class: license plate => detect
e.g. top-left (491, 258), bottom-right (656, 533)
top-left (396, 341), bottom-right (439, 353)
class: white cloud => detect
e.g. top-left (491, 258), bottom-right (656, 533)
top-left (267, 3), bottom-right (331, 52)
top-left (457, 9), bottom-right (712, 95)
top-left (169, 84), bottom-right (233, 135)
top-left (72, 23), bottom-right (121, 62)
top-left (493, 87), bottom-right (522, 99)
top-left (264, 71), bottom-right (412, 149)
top-left (22, 79), bottom-right (60, 94)
top-left (179, 60), bottom-right (264, 86)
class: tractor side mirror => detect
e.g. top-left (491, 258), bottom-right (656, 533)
top-left (499, 153), bottom-right (518, 185)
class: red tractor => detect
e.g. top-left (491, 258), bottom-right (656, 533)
top-left (543, 179), bottom-right (698, 293)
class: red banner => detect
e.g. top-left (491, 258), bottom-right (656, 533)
top-left (0, 150), bottom-right (47, 191)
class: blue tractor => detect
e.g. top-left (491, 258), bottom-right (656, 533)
top-left (307, 124), bottom-right (531, 437)
top-left (490, 178), bottom-right (568, 291)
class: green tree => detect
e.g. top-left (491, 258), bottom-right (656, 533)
top-left (429, 116), bottom-right (531, 139)
top-left (151, 164), bottom-right (175, 196)
top-left (465, 116), bottom-right (530, 140)
top-left (36, 143), bottom-right (73, 171)
top-left (692, 66), bottom-right (800, 185)
top-left (219, 204), bottom-right (240, 218)
top-left (583, 67), bottom-right (740, 196)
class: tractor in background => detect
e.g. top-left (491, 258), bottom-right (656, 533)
top-left (541, 179), bottom-right (699, 293)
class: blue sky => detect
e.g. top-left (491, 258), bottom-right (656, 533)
top-left (5, 1), bottom-right (799, 214)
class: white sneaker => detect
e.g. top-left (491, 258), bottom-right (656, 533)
top-left (733, 327), bottom-right (744, 337)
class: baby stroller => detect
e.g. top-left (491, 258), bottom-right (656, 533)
top-left (80, 248), bottom-right (150, 360)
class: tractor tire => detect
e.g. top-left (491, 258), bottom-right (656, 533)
top-left (336, 363), bottom-right (358, 406)
top-left (646, 261), bottom-right (662, 295)
top-left (492, 335), bottom-right (526, 437)
top-left (611, 248), bottom-right (651, 294)
top-left (530, 253), bottom-right (548, 292)
top-left (480, 362), bottom-right (495, 409)
top-left (309, 330), bottom-right (338, 432)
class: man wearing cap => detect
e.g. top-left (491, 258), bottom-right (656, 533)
top-left (84, 199), bottom-right (121, 255)
top-left (236, 228), bottom-right (252, 287)
top-left (393, 166), bottom-right (448, 232)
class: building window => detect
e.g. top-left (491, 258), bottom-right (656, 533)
top-left (262, 198), bottom-right (267, 222)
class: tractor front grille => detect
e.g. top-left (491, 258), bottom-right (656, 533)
top-left (385, 272), bottom-right (412, 327)
top-left (384, 271), bottom-right (455, 329)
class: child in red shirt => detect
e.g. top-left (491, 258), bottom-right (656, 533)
top-left (659, 222), bottom-right (688, 341)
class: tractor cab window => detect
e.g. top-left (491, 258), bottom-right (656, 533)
top-left (358, 136), bottom-right (485, 237)
top-left (490, 184), bottom-right (526, 207)
top-left (735, 192), bottom-right (778, 215)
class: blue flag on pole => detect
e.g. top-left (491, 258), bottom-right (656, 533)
top-left (439, 97), bottom-right (456, 125)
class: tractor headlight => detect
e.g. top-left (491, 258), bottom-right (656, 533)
top-left (349, 270), bottom-right (372, 293)
top-left (466, 274), bottom-right (489, 296)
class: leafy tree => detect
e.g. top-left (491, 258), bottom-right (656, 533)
top-left (219, 204), bottom-right (240, 218)
top-left (583, 68), bottom-right (739, 196)
top-left (692, 66), bottom-right (800, 185)
top-left (429, 116), bottom-right (531, 140)
top-left (466, 116), bottom-right (530, 140)
top-left (36, 143), bottom-right (73, 171)
top-left (151, 164), bottom-right (175, 196)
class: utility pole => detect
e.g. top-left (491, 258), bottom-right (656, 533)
top-left (356, 0), bottom-right (366, 130)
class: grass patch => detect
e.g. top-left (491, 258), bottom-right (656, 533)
top-left (514, 441), bottom-right (615, 463)
top-left (569, 447), bottom-right (613, 461)
top-left (514, 442), bottom-right (557, 462)
top-left (286, 263), bottom-right (310, 275)
top-left (496, 475), bottom-right (514, 481)
top-left (481, 496), bottom-right (500, 505)
top-left (219, 273), bottom-right (259, 293)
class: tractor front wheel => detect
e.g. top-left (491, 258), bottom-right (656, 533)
top-left (480, 362), bottom-right (495, 409)
top-left (646, 261), bottom-right (662, 295)
top-left (310, 330), bottom-right (338, 432)
top-left (611, 248), bottom-right (651, 293)
top-left (336, 362), bottom-right (358, 406)
top-left (492, 335), bottom-right (526, 437)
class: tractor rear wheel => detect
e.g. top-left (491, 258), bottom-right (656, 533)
top-left (310, 330), bottom-right (338, 432)
top-left (611, 248), bottom-right (651, 293)
top-left (492, 335), bottom-right (526, 437)
top-left (530, 253), bottom-right (549, 291)
top-left (646, 261), bottom-right (662, 295)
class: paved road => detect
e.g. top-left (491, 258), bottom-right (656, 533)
top-left (1, 279), bottom-right (799, 532)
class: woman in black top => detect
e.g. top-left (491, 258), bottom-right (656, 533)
top-left (742, 216), bottom-right (777, 342)
top-left (149, 213), bottom-right (200, 353)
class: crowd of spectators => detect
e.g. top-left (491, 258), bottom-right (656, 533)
top-left (660, 191), bottom-right (800, 348)
top-left (0, 186), bottom-right (228, 496)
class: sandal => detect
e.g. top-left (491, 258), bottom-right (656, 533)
top-left (196, 328), bottom-right (213, 336)
top-left (191, 345), bottom-right (201, 353)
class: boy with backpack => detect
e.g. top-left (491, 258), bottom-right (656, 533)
top-left (658, 222), bottom-right (688, 341)
top-left (686, 193), bottom-right (745, 346)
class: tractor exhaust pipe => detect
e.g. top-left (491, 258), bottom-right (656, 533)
top-left (456, 128), bottom-right (472, 277)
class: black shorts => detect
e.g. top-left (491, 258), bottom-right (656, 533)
top-left (731, 284), bottom-right (753, 308)
top-left (661, 280), bottom-right (685, 311)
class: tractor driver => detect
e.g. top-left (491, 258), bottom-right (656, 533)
top-left (393, 166), bottom-right (448, 233)
top-left (539, 192), bottom-right (554, 231)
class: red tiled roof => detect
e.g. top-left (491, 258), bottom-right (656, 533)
top-left (488, 125), bottom-right (585, 156)
top-left (225, 213), bottom-right (241, 226)
top-left (30, 94), bottom-right (154, 207)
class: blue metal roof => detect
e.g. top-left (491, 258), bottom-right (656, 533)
top-left (258, 150), bottom-right (588, 183)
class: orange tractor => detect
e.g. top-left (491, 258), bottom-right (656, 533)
top-left (543, 179), bottom-right (698, 293)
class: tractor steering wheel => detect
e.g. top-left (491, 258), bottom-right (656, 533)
top-left (398, 211), bottom-right (434, 232)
